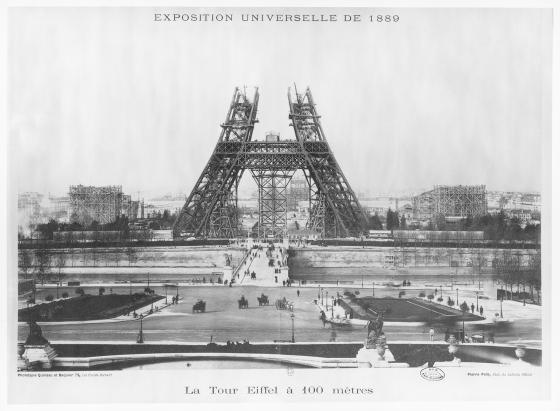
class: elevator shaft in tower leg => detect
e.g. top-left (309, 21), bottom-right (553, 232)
top-left (251, 170), bottom-right (294, 239)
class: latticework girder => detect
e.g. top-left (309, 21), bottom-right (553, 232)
top-left (172, 88), bottom-right (259, 238)
top-left (173, 86), bottom-right (368, 239)
top-left (251, 170), bottom-right (294, 239)
top-left (288, 86), bottom-right (369, 237)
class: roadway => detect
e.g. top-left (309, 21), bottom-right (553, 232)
top-left (18, 285), bottom-right (541, 347)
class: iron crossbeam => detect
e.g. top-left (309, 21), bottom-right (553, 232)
top-left (173, 86), bottom-right (369, 239)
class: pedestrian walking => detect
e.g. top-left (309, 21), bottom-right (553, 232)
top-left (471, 303), bottom-right (475, 313)
top-left (330, 328), bottom-right (337, 342)
top-left (297, 289), bottom-right (300, 297)
top-left (480, 306), bottom-right (484, 316)
top-left (429, 328), bottom-right (435, 342)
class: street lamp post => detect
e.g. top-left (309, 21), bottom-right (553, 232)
top-left (462, 311), bottom-right (465, 343)
top-left (291, 313), bottom-right (295, 343)
top-left (137, 316), bottom-right (144, 343)
top-left (476, 291), bottom-right (479, 310)
top-left (478, 271), bottom-right (481, 290)
top-left (456, 288), bottom-right (459, 306)
top-left (165, 285), bottom-right (168, 304)
top-left (331, 297), bottom-right (334, 318)
top-left (325, 291), bottom-right (328, 310)
top-left (500, 295), bottom-right (503, 318)
top-left (372, 281), bottom-right (375, 297)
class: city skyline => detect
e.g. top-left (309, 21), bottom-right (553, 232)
top-left (17, 182), bottom-right (542, 202)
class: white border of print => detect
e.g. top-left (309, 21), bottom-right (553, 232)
top-left (1, 1), bottom-right (558, 410)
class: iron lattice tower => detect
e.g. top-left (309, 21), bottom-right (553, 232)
top-left (173, 86), bottom-right (368, 239)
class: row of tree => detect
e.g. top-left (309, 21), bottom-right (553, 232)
top-left (35, 216), bottom-right (132, 240)
top-left (367, 209), bottom-right (406, 231)
top-left (493, 252), bottom-right (541, 303)
top-left (433, 211), bottom-right (540, 241)
top-left (368, 208), bottom-right (539, 242)
top-left (18, 246), bottom-right (141, 299)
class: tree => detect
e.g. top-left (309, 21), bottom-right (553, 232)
top-left (463, 215), bottom-right (473, 230)
top-left (400, 215), bottom-right (407, 230)
top-left (148, 221), bottom-right (161, 230)
top-left (90, 247), bottom-right (100, 267)
top-left (35, 247), bottom-right (52, 286)
top-left (392, 212), bottom-right (400, 230)
top-left (18, 250), bottom-right (33, 280)
top-left (427, 294), bottom-right (434, 301)
top-left (368, 213), bottom-right (383, 230)
top-left (162, 209), bottom-right (170, 220)
top-left (386, 209), bottom-right (394, 231)
top-left (112, 252), bottom-right (120, 267)
top-left (527, 254), bottom-right (541, 303)
top-left (62, 292), bottom-right (69, 298)
top-left (37, 219), bottom-right (59, 240)
top-left (126, 247), bottom-right (138, 266)
top-left (460, 301), bottom-right (469, 313)
top-left (90, 220), bottom-right (101, 231)
top-left (434, 214), bottom-right (446, 230)
top-left (45, 295), bottom-right (54, 302)
top-left (99, 287), bottom-right (106, 296)
top-left (54, 253), bottom-right (67, 298)
top-left (75, 288), bottom-right (85, 296)
top-left (493, 250), bottom-right (520, 300)
top-left (66, 230), bottom-right (75, 247)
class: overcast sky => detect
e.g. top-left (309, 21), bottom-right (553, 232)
top-left (9, 7), bottom-right (551, 198)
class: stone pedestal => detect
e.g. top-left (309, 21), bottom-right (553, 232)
top-left (356, 346), bottom-right (408, 368)
top-left (23, 344), bottom-right (58, 370)
top-left (434, 358), bottom-right (462, 367)
top-left (222, 267), bottom-right (233, 284)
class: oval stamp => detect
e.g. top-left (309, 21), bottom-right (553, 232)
top-left (420, 367), bottom-right (445, 381)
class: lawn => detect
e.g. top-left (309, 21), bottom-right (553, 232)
top-left (345, 296), bottom-right (483, 322)
top-left (18, 293), bottom-right (164, 322)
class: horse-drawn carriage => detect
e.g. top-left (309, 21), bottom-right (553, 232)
top-left (192, 299), bottom-right (206, 313)
top-left (275, 297), bottom-right (293, 311)
top-left (257, 294), bottom-right (269, 306)
top-left (238, 295), bottom-right (249, 309)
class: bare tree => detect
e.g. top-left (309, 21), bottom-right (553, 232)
top-left (90, 247), bottom-right (100, 267)
top-left (126, 247), bottom-right (138, 266)
top-left (35, 246), bottom-right (52, 286)
top-left (113, 251), bottom-right (120, 267)
top-left (54, 252), bottom-right (67, 298)
top-left (18, 250), bottom-right (33, 280)
top-left (528, 253), bottom-right (541, 304)
top-left (493, 250), bottom-right (519, 300)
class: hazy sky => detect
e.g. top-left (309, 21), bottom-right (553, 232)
top-left (9, 7), bottom-right (551, 198)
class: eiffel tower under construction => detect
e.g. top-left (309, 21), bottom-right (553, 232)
top-left (172, 86), bottom-right (368, 240)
